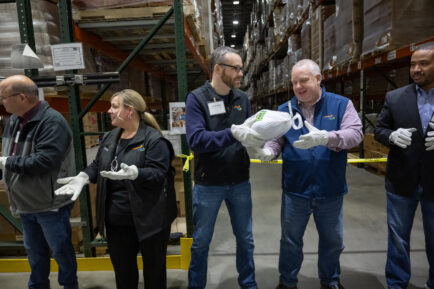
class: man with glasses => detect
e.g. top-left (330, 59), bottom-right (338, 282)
top-left (0, 75), bottom-right (78, 289)
top-left (185, 46), bottom-right (263, 289)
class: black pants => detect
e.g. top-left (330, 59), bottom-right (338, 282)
top-left (106, 224), bottom-right (171, 289)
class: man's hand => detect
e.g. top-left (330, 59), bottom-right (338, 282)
top-left (425, 122), bottom-right (434, 151)
top-left (100, 163), bottom-right (138, 180)
top-left (389, 127), bottom-right (417, 149)
top-left (293, 121), bottom-right (329, 149)
top-left (0, 157), bottom-right (8, 170)
top-left (55, 172), bottom-right (90, 201)
top-left (231, 124), bottom-right (266, 147)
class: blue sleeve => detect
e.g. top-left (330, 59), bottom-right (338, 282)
top-left (185, 93), bottom-right (237, 153)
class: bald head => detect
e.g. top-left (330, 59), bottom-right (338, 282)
top-left (0, 75), bottom-right (39, 101)
top-left (0, 75), bottom-right (39, 116)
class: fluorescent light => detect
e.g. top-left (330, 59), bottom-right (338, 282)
top-left (231, 34), bottom-right (236, 38)
top-left (233, 1), bottom-right (240, 4)
top-left (233, 20), bottom-right (239, 25)
top-left (230, 45), bottom-right (235, 48)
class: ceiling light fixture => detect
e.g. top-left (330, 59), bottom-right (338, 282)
top-left (233, 1), bottom-right (240, 4)
top-left (230, 44), bottom-right (235, 48)
top-left (231, 34), bottom-right (236, 38)
top-left (233, 20), bottom-right (239, 25)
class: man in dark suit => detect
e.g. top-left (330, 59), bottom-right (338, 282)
top-left (374, 43), bottom-right (434, 289)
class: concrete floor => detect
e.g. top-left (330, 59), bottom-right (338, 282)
top-left (0, 163), bottom-right (429, 289)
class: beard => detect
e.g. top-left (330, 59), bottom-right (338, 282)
top-left (221, 69), bottom-right (241, 89)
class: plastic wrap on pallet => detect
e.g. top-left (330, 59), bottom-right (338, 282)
top-left (323, 14), bottom-right (336, 70)
top-left (310, 6), bottom-right (320, 65)
top-left (362, 0), bottom-right (434, 57)
top-left (72, 0), bottom-right (171, 9)
top-left (335, 0), bottom-right (353, 65)
top-left (301, 21), bottom-right (311, 59)
top-left (286, 0), bottom-right (297, 30)
top-left (0, 0), bottom-right (61, 77)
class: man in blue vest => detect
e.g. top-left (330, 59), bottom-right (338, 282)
top-left (185, 46), bottom-right (263, 289)
top-left (257, 59), bottom-right (363, 289)
top-left (374, 43), bottom-right (434, 289)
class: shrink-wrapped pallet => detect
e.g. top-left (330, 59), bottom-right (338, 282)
top-left (301, 21), bottom-right (311, 59)
top-left (0, 0), bottom-right (61, 76)
top-left (335, 0), bottom-right (353, 65)
top-left (310, 5), bottom-right (335, 69)
top-left (323, 14), bottom-right (336, 70)
top-left (362, 0), bottom-right (434, 56)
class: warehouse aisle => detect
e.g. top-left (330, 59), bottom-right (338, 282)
top-left (0, 163), bottom-right (429, 289)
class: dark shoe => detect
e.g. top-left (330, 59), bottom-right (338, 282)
top-left (275, 284), bottom-right (297, 289)
top-left (320, 282), bottom-right (345, 289)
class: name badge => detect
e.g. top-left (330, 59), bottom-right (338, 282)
top-left (208, 101), bottom-right (226, 116)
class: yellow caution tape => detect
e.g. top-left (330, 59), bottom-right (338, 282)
top-left (250, 157), bottom-right (387, 164)
top-left (176, 154), bottom-right (386, 169)
top-left (177, 153), bottom-right (194, 172)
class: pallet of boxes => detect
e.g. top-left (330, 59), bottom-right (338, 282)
top-left (363, 133), bottom-right (389, 174)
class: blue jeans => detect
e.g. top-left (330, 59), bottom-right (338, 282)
top-left (278, 193), bottom-right (344, 287)
top-left (188, 181), bottom-right (257, 289)
top-left (386, 191), bottom-right (434, 289)
top-left (20, 205), bottom-right (78, 289)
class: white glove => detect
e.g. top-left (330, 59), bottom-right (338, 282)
top-left (425, 122), bottom-right (434, 151)
top-left (293, 120), bottom-right (329, 149)
top-left (100, 163), bottom-right (138, 180)
top-left (231, 124), bottom-right (267, 147)
top-left (255, 147), bottom-right (275, 161)
top-left (0, 156), bottom-right (8, 170)
top-left (389, 127), bottom-right (417, 149)
top-left (55, 172), bottom-right (90, 201)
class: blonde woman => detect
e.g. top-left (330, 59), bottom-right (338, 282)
top-left (56, 89), bottom-right (177, 289)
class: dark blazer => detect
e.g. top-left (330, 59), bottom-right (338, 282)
top-left (374, 83), bottom-right (434, 201)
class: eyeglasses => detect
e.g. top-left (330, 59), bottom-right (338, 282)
top-left (218, 63), bottom-right (243, 74)
top-left (0, 92), bottom-right (21, 100)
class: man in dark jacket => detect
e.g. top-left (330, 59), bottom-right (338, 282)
top-left (374, 43), bottom-right (434, 289)
top-left (0, 75), bottom-right (78, 289)
top-left (185, 46), bottom-right (263, 289)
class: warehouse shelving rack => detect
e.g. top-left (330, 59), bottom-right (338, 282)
top-left (0, 0), bottom-right (208, 266)
top-left (243, 0), bottom-right (433, 160)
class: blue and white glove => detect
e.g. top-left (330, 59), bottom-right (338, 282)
top-left (56, 172), bottom-right (90, 201)
top-left (389, 127), bottom-right (417, 149)
top-left (425, 122), bottom-right (434, 151)
top-left (293, 121), bottom-right (328, 149)
top-left (100, 163), bottom-right (138, 180)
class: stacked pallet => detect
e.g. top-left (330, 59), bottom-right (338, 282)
top-left (363, 133), bottom-right (389, 174)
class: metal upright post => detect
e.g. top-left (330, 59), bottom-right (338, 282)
top-left (174, 0), bottom-right (194, 237)
top-left (16, 0), bottom-right (38, 77)
top-left (58, 0), bottom-right (95, 257)
top-left (359, 69), bottom-right (366, 167)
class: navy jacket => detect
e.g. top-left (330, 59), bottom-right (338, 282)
top-left (1, 101), bottom-right (75, 215)
top-left (186, 81), bottom-right (252, 185)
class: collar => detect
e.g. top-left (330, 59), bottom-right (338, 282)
top-left (19, 101), bottom-right (42, 124)
top-left (416, 84), bottom-right (434, 97)
top-left (205, 80), bottom-right (232, 99)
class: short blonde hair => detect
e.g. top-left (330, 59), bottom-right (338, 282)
top-left (111, 89), bottom-right (161, 132)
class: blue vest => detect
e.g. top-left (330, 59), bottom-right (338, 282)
top-left (279, 87), bottom-right (349, 199)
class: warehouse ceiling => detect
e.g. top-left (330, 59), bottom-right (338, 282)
top-left (221, 0), bottom-right (253, 50)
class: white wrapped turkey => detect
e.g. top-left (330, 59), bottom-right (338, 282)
top-left (248, 110), bottom-right (293, 140)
